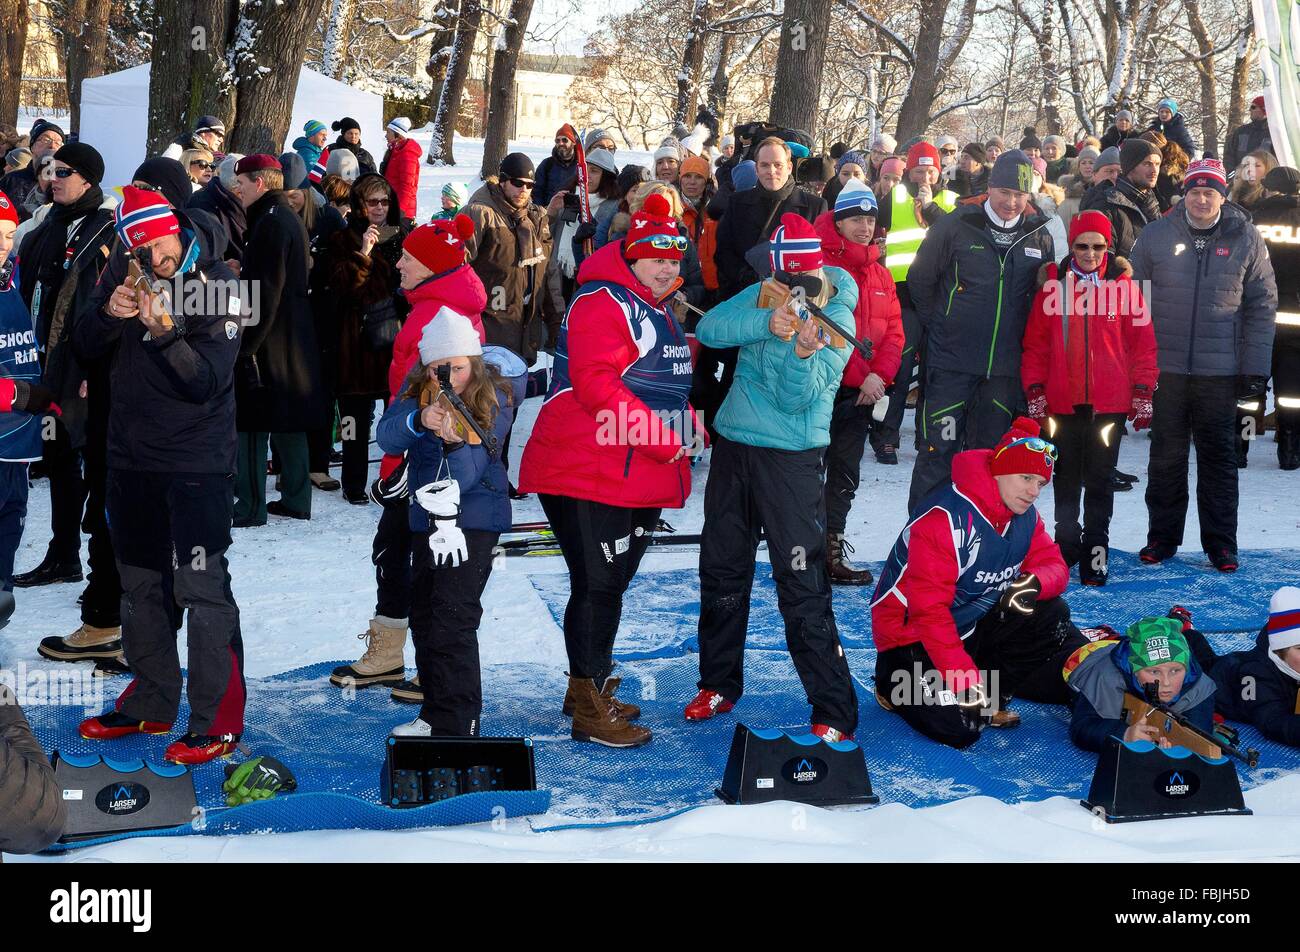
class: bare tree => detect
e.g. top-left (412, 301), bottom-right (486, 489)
top-left (479, 0), bottom-right (535, 179)
top-left (429, 0), bottom-right (483, 165)
top-left (674, 0), bottom-right (711, 126)
top-left (1225, 13), bottom-right (1254, 148)
top-left (0, 0), bottom-right (30, 129)
top-left (322, 0), bottom-right (357, 80)
top-left (769, 0), bottom-right (834, 135)
top-left (146, 0), bottom-right (233, 156)
top-left (63, 0), bottom-right (113, 133)
top-left (893, 0), bottom-right (977, 142)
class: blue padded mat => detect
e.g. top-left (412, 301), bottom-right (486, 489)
top-left (25, 549), bottom-right (1300, 847)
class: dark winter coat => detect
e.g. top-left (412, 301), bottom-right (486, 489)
top-left (74, 209), bottom-right (242, 474)
top-left (17, 196), bottom-right (116, 449)
top-left (0, 685), bottom-right (66, 855)
top-left (1212, 628), bottom-right (1300, 747)
top-left (330, 135), bottom-right (377, 176)
top-left (1129, 201), bottom-right (1277, 378)
top-left (1079, 177), bottom-right (1160, 257)
top-left (1147, 113), bottom-right (1196, 159)
top-left (533, 149), bottom-right (578, 209)
top-left (1224, 118), bottom-right (1274, 171)
top-left (236, 190), bottom-right (328, 433)
top-left (1099, 125), bottom-right (1138, 151)
top-left (906, 198), bottom-right (1056, 379)
top-left (713, 179), bottom-right (826, 298)
top-left (465, 179), bottom-right (552, 363)
top-left (1251, 193), bottom-right (1300, 328)
top-left (187, 177), bottom-right (247, 262)
top-left (0, 166), bottom-right (39, 221)
top-left (1068, 636), bottom-right (1216, 753)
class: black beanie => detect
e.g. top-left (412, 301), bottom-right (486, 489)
top-left (132, 157), bottom-right (193, 209)
top-left (499, 152), bottom-right (535, 181)
top-left (1120, 138), bottom-right (1161, 176)
top-left (53, 142), bottom-right (104, 186)
top-left (1018, 128), bottom-right (1041, 151)
top-left (30, 118), bottom-right (66, 145)
top-left (332, 117), bottom-right (361, 134)
top-left (962, 142), bottom-right (988, 165)
top-left (989, 149), bottom-right (1034, 191)
top-left (1263, 166), bottom-right (1300, 195)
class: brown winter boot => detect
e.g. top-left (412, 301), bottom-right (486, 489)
top-left (568, 676), bottom-right (652, 748)
top-left (38, 624), bottom-right (123, 662)
top-left (826, 533), bottom-right (874, 586)
top-left (562, 674), bottom-right (641, 720)
top-left (329, 617), bottom-right (407, 687)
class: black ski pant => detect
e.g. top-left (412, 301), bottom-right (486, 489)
top-left (873, 298), bottom-right (921, 452)
top-left (338, 394), bottom-right (380, 497)
top-left (409, 528), bottom-right (499, 735)
top-left (107, 470), bottom-right (244, 736)
top-left (1275, 329), bottom-right (1300, 440)
top-left (825, 385), bottom-right (874, 535)
top-left (697, 435), bottom-right (858, 735)
top-left (372, 495), bottom-right (413, 622)
top-left (1145, 373), bottom-right (1238, 555)
top-left (875, 597), bottom-right (1083, 748)
top-left (79, 405), bottom-right (121, 627)
top-left (1048, 409), bottom-right (1126, 569)
top-left (690, 345), bottom-right (738, 441)
top-left (909, 370), bottom-right (1022, 512)
top-left (539, 493), bottom-right (659, 685)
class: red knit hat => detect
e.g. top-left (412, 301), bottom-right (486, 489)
top-left (768, 212), bottom-right (822, 273)
top-left (403, 214), bottom-right (474, 274)
top-left (1068, 209), bottom-right (1113, 248)
top-left (114, 185), bottom-right (180, 251)
top-left (0, 190), bottom-right (17, 229)
top-left (1252, 95), bottom-right (1266, 114)
top-left (624, 193), bottom-right (684, 261)
top-left (989, 416), bottom-right (1055, 483)
top-left (906, 142), bottom-right (941, 173)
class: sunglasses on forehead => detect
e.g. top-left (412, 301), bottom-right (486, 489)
top-left (630, 234), bottom-right (688, 251)
top-left (994, 436), bottom-right (1059, 462)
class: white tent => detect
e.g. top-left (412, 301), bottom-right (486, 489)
top-left (79, 65), bottom-right (385, 191)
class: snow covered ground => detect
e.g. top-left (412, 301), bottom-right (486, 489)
top-left (5, 130), bottom-right (1300, 862)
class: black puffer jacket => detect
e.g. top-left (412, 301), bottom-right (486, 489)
top-left (906, 198), bottom-right (1056, 379)
top-left (188, 177), bottom-right (248, 262)
top-left (1147, 113), bottom-right (1196, 159)
top-left (74, 208), bottom-right (242, 474)
top-left (1129, 201), bottom-right (1277, 377)
top-left (1079, 178), bottom-right (1160, 257)
top-left (713, 180), bottom-right (825, 298)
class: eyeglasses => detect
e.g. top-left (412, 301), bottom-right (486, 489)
top-left (630, 234), bottom-right (688, 251)
top-left (365, 197), bottom-right (390, 207)
top-left (53, 167), bottom-right (77, 179)
top-left (34, 133), bottom-right (62, 148)
top-left (941, 147), bottom-right (958, 155)
top-left (1073, 242), bottom-right (1107, 252)
top-left (507, 177), bottom-right (535, 189)
top-left (995, 436), bottom-right (1059, 462)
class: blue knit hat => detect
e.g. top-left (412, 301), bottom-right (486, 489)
top-left (1157, 98), bottom-right (1178, 115)
top-left (732, 160), bottom-right (758, 192)
top-left (835, 149), bottom-right (869, 173)
top-left (834, 179), bottom-right (878, 221)
top-left (786, 140), bottom-right (810, 160)
top-left (304, 119), bottom-right (327, 138)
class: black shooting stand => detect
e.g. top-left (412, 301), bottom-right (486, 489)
top-left (51, 752), bottom-right (198, 842)
top-left (381, 735), bottom-right (537, 808)
top-left (1081, 736), bottom-right (1252, 823)
top-left (716, 724), bottom-right (879, 807)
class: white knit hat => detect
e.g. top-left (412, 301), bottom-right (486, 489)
top-left (1268, 586), bottom-right (1300, 652)
top-left (419, 308), bottom-right (482, 365)
top-left (387, 116), bottom-right (412, 138)
top-left (653, 144), bottom-right (681, 165)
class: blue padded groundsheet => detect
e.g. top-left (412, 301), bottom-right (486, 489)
top-left (25, 548), bottom-right (1300, 848)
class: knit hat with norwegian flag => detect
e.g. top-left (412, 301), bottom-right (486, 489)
top-left (768, 212), bottom-right (822, 273)
top-left (1183, 158), bottom-right (1228, 197)
top-left (114, 185), bottom-right (180, 251)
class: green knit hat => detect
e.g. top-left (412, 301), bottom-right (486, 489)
top-left (1125, 616), bottom-right (1191, 670)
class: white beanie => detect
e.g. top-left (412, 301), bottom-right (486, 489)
top-left (935, 134), bottom-right (958, 151)
top-left (1267, 586), bottom-right (1300, 682)
top-left (871, 132), bottom-right (897, 153)
top-left (654, 144), bottom-right (681, 165)
top-left (419, 308), bottom-right (482, 365)
top-left (326, 148), bottom-right (359, 182)
top-left (387, 116), bottom-right (412, 138)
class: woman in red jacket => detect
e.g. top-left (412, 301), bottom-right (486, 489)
top-left (1021, 209), bottom-right (1157, 586)
top-left (520, 194), bottom-right (700, 749)
top-left (379, 118), bottom-right (423, 220)
top-left (813, 179), bottom-right (904, 584)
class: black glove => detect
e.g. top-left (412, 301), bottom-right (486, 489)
top-left (573, 220), bottom-right (597, 243)
top-left (998, 573), bottom-right (1041, 616)
top-left (11, 381), bottom-right (56, 414)
top-left (1236, 374), bottom-right (1268, 400)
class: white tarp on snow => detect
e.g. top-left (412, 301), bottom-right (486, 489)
top-left (79, 65), bottom-right (384, 191)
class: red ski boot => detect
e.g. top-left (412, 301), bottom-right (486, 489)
top-left (164, 733), bottom-right (240, 765)
top-left (684, 689), bottom-right (734, 721)
top-left (79, 711), bottom-right (172, 740)
top-left (811, 723), bottom-right (855, 743)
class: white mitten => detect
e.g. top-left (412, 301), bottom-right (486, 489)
top-left (415, 480), bottom-right (468, 567)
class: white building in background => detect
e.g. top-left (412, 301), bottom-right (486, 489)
top-left (512, 55), bottom-right (584, 142)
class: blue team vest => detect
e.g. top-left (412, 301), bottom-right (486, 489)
top-left (545, 279), bottom-right (693, 437)
top-left (0, 260), bottom-right (43, 463)
top-left (872, 482), bottom-right (1039, 637)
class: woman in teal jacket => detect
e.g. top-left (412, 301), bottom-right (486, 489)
top-left (685, 213), bottom-right (862, 741)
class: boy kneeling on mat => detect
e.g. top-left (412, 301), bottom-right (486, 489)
top-left (871, 417), bottom-right (1087, 748)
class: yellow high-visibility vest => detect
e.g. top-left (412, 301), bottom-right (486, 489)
top-left (884, 184), bottom-right (957, 283)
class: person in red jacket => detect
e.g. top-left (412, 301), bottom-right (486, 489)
top-left (814, 179), bottom-right (904, 584)
top-left (520, 193), bottom-right (701, 749)
top-left (1021, 209), bottom-right (1157, 586)
top-left (871, 417), bottom-right (1086, 748)
top-left (380, 117), bottom-right (422, 220)
top-left (329, 218), bottom-right (487, 702)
